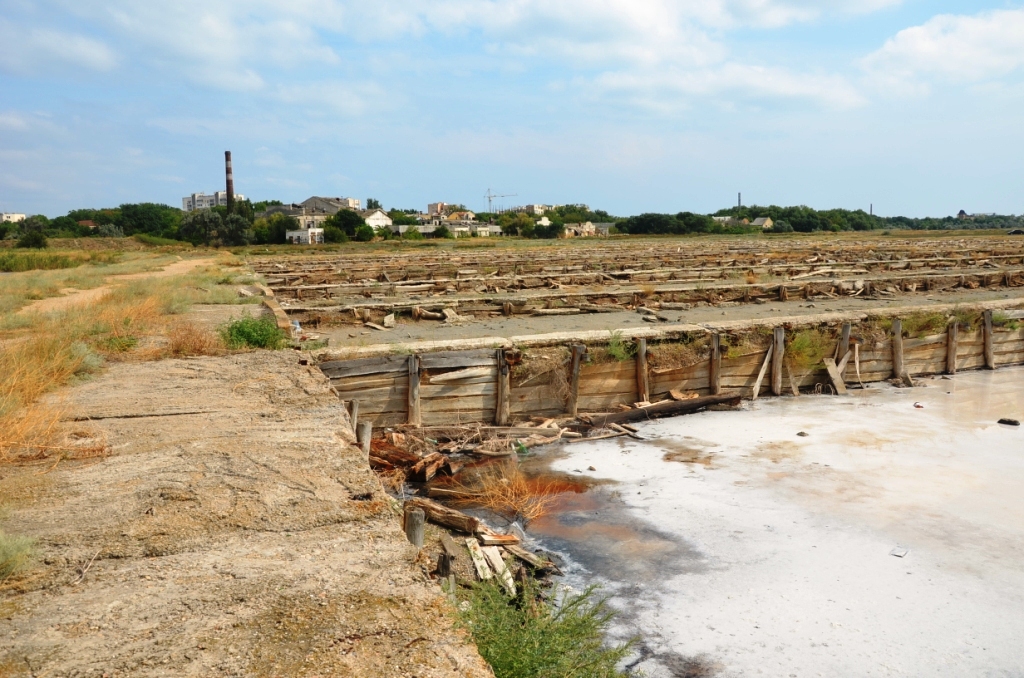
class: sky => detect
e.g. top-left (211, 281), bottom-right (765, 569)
top-left (1, 0), bottom-right (1022, 218)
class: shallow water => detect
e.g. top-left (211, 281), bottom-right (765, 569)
top-left (530, 368), bottom-right (1024, 677)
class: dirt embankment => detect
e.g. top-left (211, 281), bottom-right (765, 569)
top-left (0, 352), bottom-right (491, 677)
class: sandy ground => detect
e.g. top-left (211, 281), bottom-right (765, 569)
top-left (529, 368), bottom-right (1024, 677)
top-left (19, 257), bottom-right (221, 315)
top-left (317, 287), bottom-right (1024, 348)
top-left (0, 352), bottom-right (491, 678)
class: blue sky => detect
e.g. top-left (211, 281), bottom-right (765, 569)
top-left (1, 0), bottom-right (1022, 218)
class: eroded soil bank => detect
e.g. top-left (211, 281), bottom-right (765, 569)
top-left (0, 352), bottom-right (491, 677)
top-left (531, 368), bottom-right (1024, 677)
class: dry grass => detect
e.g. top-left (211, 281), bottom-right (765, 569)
top-left (167, 321), bottom-right (224, 357)
top-left (450, 461), bottom-right (564, 525)
top-left (724, 328), bottom-right (773, 359)
top-left (510, 347), bottom-right (571, 402)
top-left (648, 336), bottom-right (709, 370)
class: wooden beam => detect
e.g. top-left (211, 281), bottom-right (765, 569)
top-left (983, 309), bottom-right (996, 369)
top-left (635, 338), bottom-right (650, 403)
top-left (406, 497), bottom-right (480, 534)
top-left (709, 333), bottom-right (722, 396)
top-left (771, 327), bottom-right (785, 396)
top-left (407, 355), bottom-right (421, 427)
top-left (465, 539), bottom-right (492, 581)
top-left (586, 394), bottom-right (741, 427)
top-left (839, 323), bottom-right (851, 373)
top-left (891, 318), bottom-right (904, 379)
top-left (567, 344), bottom-right (585, 417)
top-left (946, 322), bottom-right (958, 375)
top-left (495, 349), bottom-right (510, 426)
top-left (823, 358), bottom-right (848, 395)
top-left (751, 343), bottom-right (773, 401)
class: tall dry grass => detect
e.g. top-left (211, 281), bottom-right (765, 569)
top-left (167, 321), bottom-right (224, 356)
top-left (450, 462), bottom-right (571, 524)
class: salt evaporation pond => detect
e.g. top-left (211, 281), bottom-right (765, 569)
top-left (528, 367), bottom-right (1024, 677)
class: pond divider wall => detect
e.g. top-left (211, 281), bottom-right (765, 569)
top-left (317, 302), bottom-right (1024, 428)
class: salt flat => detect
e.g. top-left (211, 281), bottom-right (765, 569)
top-left (537, 368), bottom-right (1024, 677)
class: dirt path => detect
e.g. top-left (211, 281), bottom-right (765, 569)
top-left (0, 353), bottom-right (491, 677)
top-left (20, 257), bottom-right (221, 315)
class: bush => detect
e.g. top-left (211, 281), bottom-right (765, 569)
top-left (324, 225), bottom-right (347, 243)
top-left (402, 226), bottom-right (424, 240)
top-left (221, 316), bottom-right (285, 349)
top-left (134, 233), bottom-right (185, 246)
top-left (355, 224), bottom-right (375, 242)
top-left (0, 530), bottom-right (34, 579)
top-left (458, 578), bottom-right (633, 678)
top-left (433, 225), bottom-right (454, 239)
top-left (168, 321), bottom-right (223, 356)
top-left (15, 230), bottom-right (47, 249)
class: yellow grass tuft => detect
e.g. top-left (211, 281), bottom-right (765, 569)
top-left (450, 462), bottom-right (565, 524)
top-left (167, 321), bottom-right (224, 357)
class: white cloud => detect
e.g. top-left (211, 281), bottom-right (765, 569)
top-left (864, 9), bottom-right (1024, 92)
top-left (0, 20), bottom-right (117, 75)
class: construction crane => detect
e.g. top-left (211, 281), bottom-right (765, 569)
top-left (484, 188), bottom-right (517, 214)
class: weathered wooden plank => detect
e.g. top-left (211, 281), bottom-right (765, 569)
top-left (421, 409), bottom-right (497, 426)
top-left (567, 344), bottom-right (585, 417)
top-left (465, 539), bottom-right (492, 581)
top-left (419, 350), bottom-right (498, 370)
top-left (481, 546), bottom-right (516, 596)
top-left (772, 327), bottom-right (785, 396)
top-left (579, 360), bottom-right (637, 378)
top-left (823, 358), bottom-right (848, 395)
top-left (751, 343), bottom-right (773, 400)
top-left (408, 355), bottom-right (421, 427)
top-left (946, 322), bottom-right (958, 375)
top-left (577, 392), bottom-right (640, 411)
top-left (984, 310), bottom-right (995, 369)
top-left (586, 394), bottom-right (741, 426)
top-left (421, 382), bottom-right (498, 399)
top-left (405, 497), bottom-right (479, 533)
top-left (496, 349), bottom-right (510, 426)
top-left (636, 338), bottom-right (650, 403)
top-left (709, 333), bottom-right (721, 396)
top-left (903, 333), bottom-right (948, 350)
top-left (891, 319), bottom-right (905, 378)
top-left (839, 322), bottom-right (851, 364)
top-left (320, 355), bottom-right (410, 378)
top-left (331, 374), bottom-right (404, 392)
top-left (427, 366), bottom-right (496, 383)
top-left (422, 396), bottom-right (498, 413)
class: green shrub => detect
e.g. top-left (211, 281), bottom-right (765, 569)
top-left (992, 312), bottom-right (1021, 330)
top-left (900, 312), bottom-right (947, 338)
top-left (134, 233), bottom-right (185, 246)
top-left (0, 530), bottom-right (34, 579)
top-left (15, 230), bottom-right (48, 249)
top-left (606, 330), bottom-right (636, 361)
top-left (402, 226), bottom-right (425, 240)
top-left (324, 225), bottom-right (348, 243)
top-left (355, 225), bottom-right (375, 242)
top-left (787, 328), bottom-right (831, 371)
top-left (457, 578), bottom-right (634, 678)
top-left (0, 250), bottom-right (120, 272)
top-left (221, 316), bottom-right (286, 349)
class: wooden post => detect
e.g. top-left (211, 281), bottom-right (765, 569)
top-left (709, 333), bottom-right (721, 396)
top-left (635, 338), bottom-right (650, 403)
top-left (771, 327), bottom-right (785, 396)
top-left (946, 323), bottom-right (958, 375)
top-left (778, 285), bottom-right (788, 302)
top-left (567, 344), bottom-right (585, 416)
top-left (358, 421), bottom-right (372, 458)
top-left (891, 318), bottom-right (904, 379)
top-left (983, 310), bottom-right (995, 369)
top-left (404, 507), bottom-right (425, 548)
top-left (349, 399), bottom-right (359, 434)
top-left (839, 323), bottom-right (851, 373)
top-left (495, 349), bottom-right (510, 426)
top-left (407, 355), bottom-right (421, 427)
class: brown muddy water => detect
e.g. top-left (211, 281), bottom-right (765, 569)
top-left (520, 368), bottom-right (1024, 677)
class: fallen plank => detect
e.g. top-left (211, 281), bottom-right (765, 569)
top-left (481, 546), bottom-right (516, 596)
top-left (585, 394), bottom-right (741, 427)
top-left (405, 497), bottom-right (480, 534)
top-left (504, 544), bottom-right (560, 572)
top-left (823, 357), bottom-right (848, 395)
top-left (465, 539), bottom-right (493, 581)
top-left (477, 533), bottom-right (522, 546)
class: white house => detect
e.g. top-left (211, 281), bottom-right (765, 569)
top-left (2, 213), bottom-right (26, 223)
top-left (471, 224), bottom-right (493, 237)
top-left (452, 226), bottom-right (471, 238)
top-left (286, 228), bottom-right (324, 244)
top-left (359, 209), bottom-right (393, 230)
top-left (182, 191), bottom-right (245, 212)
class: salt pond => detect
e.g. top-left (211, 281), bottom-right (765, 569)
top-left (531, 368), bottom-right (1024, 677)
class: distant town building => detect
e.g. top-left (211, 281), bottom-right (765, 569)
top-left (536, 216), bottom-right (552, 227)
top-left (285, 228), bottom-right (324, 245)
top-left (182, 191), bottom-right (245, 212)
top-left (471, 224), bottom-right (493, 237)
top-left (958, 210), bottom-right (969, 220)
top-left (712, 216), bottom-right (750, 226)
top-left (594, 223), bottom-right (615, 236)
top-left (752, 217), bottom-right (774, 230)
top-left (260, 204), bottom-right (330, 230)
top-left (427, 202), bottom-right (448, 216)
top-left (360, 209), bottom-right (393, 230)
top-left (446, 211), bottom-right (476, 222)
top-left (513, 204), bottom-right (551, 216)
top-left (565, 222), bottom-right (596, 237)
top-left (452, 226), bottom-right (471, 238)
top-left (301, 196), bottom-right (360, 213)
top-left (1, 213), bottom-right (26, 223)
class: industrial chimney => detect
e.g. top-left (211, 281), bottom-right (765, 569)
top-left (225, 151), bottom-right (235, 215)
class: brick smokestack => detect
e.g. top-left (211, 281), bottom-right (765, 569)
top-left (225, 150), bottom-right (235, 214)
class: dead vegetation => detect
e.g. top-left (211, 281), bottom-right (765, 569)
top-left (647, 336), bottom-right (709, 370)
top-left (167, 320), bottom-right (225, 356)
top-left (449, 461), bottom-right (562, 524)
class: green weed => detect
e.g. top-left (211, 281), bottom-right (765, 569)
top-left (0, 530), bottom-right (34, 579)
top-left (221, 316), bottom-right (286, 349)
top-left (900, 312), bottom-right (947, 338)
top-left (457, 577), bottom-right (634, 678)
top-left (787, 328), bottom-right (831, 372)
top-left (606, 331), bottom-right (636, 361)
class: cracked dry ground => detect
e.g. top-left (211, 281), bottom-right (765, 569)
top-left (0, 352), bottom-right (492, 678)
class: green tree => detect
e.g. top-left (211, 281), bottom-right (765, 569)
top-left (252, 200), bottom-right (284, 213)
top-left (117, 203), bottom-right (182, 237)
top-left (179, 210), bottom-right (222, 246)
top-left (388, 210), bottom-right (419, 227)
top-left (216, 214), bottom-right (255, 246)
top-left (366, 198), bottom-right (382, 210)
top-left (253, 213), bottom-right (297, 245)
top-left (16, 230), bottom-right (47, 248)
top-left (323, 225), bottom-right (347, 243)
top-left (327, 209), bottom-right (366, 237)
top-left (433, 224), bottom-right (453, 239)
top-left (355, 224), bottom-right (375, 242)
top-left (402, 226), bottom-right (424, 240)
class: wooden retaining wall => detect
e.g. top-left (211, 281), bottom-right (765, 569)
top-left (320, 309), bottom-right (1024, 428)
